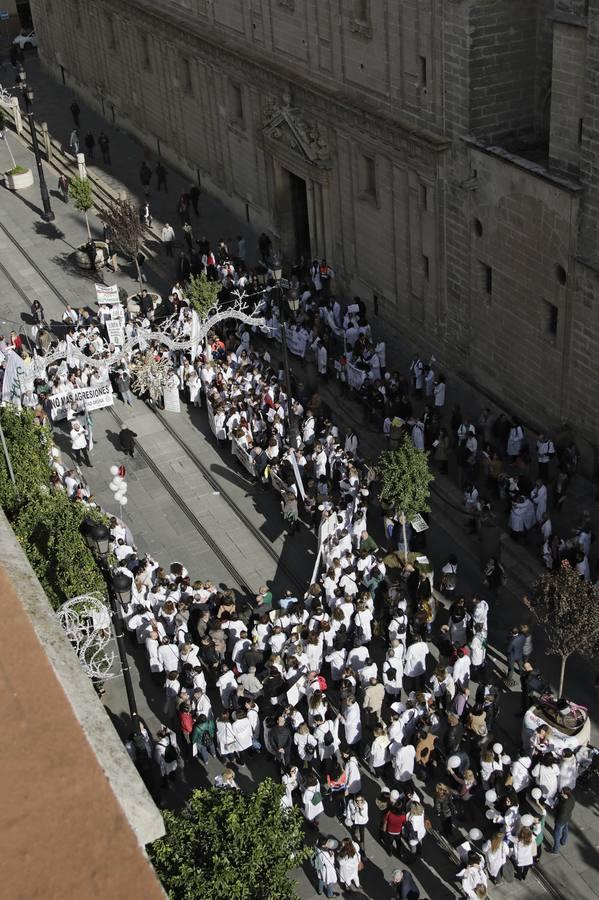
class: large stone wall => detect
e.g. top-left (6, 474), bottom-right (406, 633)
top-left (29, 0), bottom-right (599, 453)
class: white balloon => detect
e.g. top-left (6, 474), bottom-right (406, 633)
top-left (113, 475), bottom-right (124, 486)
top-left (110, 465), bottom-right (119, 476)
top-left (119, 482), bottom-right (128, 493)
top-left (114, 492), bottom-right (125, 503)
top-left (119, 496), bottom-right (128, 506)
top-left (469, 828), bottom-right (483, 842)
top-left (109, 481), bottom-right (120, 492)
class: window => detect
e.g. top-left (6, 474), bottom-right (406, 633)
top-left (422, 255), bottom-right (430, 281)
top-left (556, 264), bottom-right (567, 285)
top-left (480, 261), bottom-right (492, 296)
top-left (420, 56), bottom-right (428, 87)
top-left (359, 154), bottom-right (377, 200)
top-left (473, 218), bottom-right (483, 237)
top-left (544, 300), bottom-right (558, 338)
top-left (141, 33), bottom-right (151, 71)
top-left (578, 118), bottom-right (584, 145)
top-left (354, 0), bottom-right (369, 22)
top-left (420, 183), bottom-right (428, 210)
top-left (181, 57), bottom-right (193, 95)
top-left (73, 0), bottom-right (82, 27)
top-left (230, 83), bottom-right (244, 122)
top-left (108, 14), bottom-right (117, 50)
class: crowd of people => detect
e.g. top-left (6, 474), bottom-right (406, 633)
top-left (2, 218), bottom-right (597, 900)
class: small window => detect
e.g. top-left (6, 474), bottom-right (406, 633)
top-left (373, 293), bottom-right (379, 316)
top-left (420, 56), bottom-right (428, 87)
top-left (556, 264), bottom-right (567, 285)
top-left (473, 218), bottom-right (483, 237)
top-left (422, 255), bottom-right (430, 281)
top-left (359, 154), bottom-right (377, 200)
top-left (230, 83), bottom-right (244, 122)
top-left (544, 300), bottom-right (558, 337)
top-left (354, 0), bottom-right (369, 22)
top-left (182, 57), bottom-right (193, 95)
top-left (480, 261), bottom-right (492, 296)
top-left (578, 118), bottom-right (584, 145)
top-left (73, 0), bottom-right (82, 27)
top-left (420, 183), bottom-right (428, 210)
top-left (141, 34), bottom-right (151, 71)
top-left (108, 14), bottom-right (117, 50)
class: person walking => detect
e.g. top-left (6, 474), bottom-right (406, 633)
top-left (98, 131), bottom-right (111, 164)
top-left (162, 222), bottom-right (175, 257)
top-left (140, 160), bottom-right (152, 188)
top-left (336, 837), bottom-right (362, 892)
top-left (512, 825), bottom-right (536, 880)
top-left (183, 221), bottom-right (194, 251)
top-left (312, 838), bottom-right (338, 898)
top-left (119, 427), bottom-right (137, 458)
top-left (156, 161), bottom-right (168, 192)
top-left (58, 174), bottom-right (69, 203)
top-left (551, 786), bottom-right (575, 853)
top-left (69, 128), bottom-right (80, 155)
top-left (70, 100), bottom-right (80, 127)
top-left (391, 868), bottom-right (420, 900)
top-left (189, 183), bottom-right (200, 216)
top-left (70, 420), bottom-right (92, 467)
top-left (84, 131), bottom-right (95, 160)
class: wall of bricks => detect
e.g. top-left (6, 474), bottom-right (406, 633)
top-left (549, 21), bottom-right (586, 176)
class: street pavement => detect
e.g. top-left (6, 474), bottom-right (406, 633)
top-left (0, 49), bottom-right (598, 899)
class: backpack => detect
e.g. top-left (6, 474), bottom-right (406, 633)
top-left (164, 740), bottom-right (178, 764)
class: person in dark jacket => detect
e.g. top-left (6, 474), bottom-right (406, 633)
top-left (270, 713), bottom-right (293, 767)
top-left (119, 427), bottom-right (137, 457)
top-left (391, 868), bottom-right (420, 900)
top-left (551, 787), bottom-right (575, 853)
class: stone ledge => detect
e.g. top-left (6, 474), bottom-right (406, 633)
top-left (0, 509), bottom-right (165, 849)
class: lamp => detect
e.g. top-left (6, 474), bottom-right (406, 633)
top-left (82, 519), bottom-right (111, 557)
top-left (272, 255), bottom-right (283, 282)
top-left (287, 289), bottom-right (300, 315)
top-left (112, 572), bottom-right (133, 608)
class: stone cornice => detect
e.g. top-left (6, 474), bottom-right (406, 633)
top-left (102, 0), bottom-right (449, 165)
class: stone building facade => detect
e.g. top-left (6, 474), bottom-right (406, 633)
top-left (29, 0), bottom-right (599, 454)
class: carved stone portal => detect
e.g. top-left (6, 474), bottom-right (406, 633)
top-left (263, 96), bottom-right (331, 168)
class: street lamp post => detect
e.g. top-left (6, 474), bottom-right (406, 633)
top-left (82, 519), bottom-right (141, 733)
top-left (16, 65), bottom-right (54, 222)
top-left (269, 254), bottom-right (300, 449)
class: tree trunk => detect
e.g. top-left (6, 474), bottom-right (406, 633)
top-left (558, 654), bottom-right (569, 697)
top-left (84, 210), bottom-right (91, 240)
top-left (4, 134), bottom-right (16, 170)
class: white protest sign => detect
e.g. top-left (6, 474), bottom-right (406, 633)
top-left (1, 349), bottom-right (25, 406)
top-left (346, 362), bottom-right (366, 391)
top-left (48, 383), bottom-right (114, 420)
top-left (410, 514), bottom-right (429, 533)
top-left (95, 283), bottom-right (120, 304)
top-left (163, 384), bottom-right (181, 413)
top-left (106, 319), bottom-right (125, 347)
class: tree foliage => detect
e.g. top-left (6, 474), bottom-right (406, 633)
top-left (0, 407), bottom-right (52, 518)
top-left (149, 779), bottom-right (310, 900)
top-left (533, 561), bottom-right (599, 694)
top-left (69, 174), bottom-right (94, 239)
top-left (377, 436), bottom-right (434, 520)
top-left (68, 174), bottom-right (93, 213)
top-left (99, 196), bottom-right (143, 257)
top-left (0, 407), bottom-right (106, 609)
top-left (186, 273), bottom-right (221, 320)
top-left (13, 493), bottom-right (107, 609)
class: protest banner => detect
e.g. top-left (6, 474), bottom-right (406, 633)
top-left (106, 319), bottom-right (125, 346)
top-left (231, 438), bottom-right (256, 477)
top-left (346, 362), bottom-right (366, 391)
top-left (48, 383), bottom-right (114, 420)
top-left (163, 383), bottom-right (181, 412)
top-left (95, 283), bottom-right (120, 304)
top-left (410, 514), bottom-right (429, 533)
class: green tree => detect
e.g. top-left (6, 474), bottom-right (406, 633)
top-left (186, 273), bottom-right (221, 319)
top-left (0, 406), bottom-right (52, 518)
top-left (532, 561), bottom-right (599, 695)
top-left (68, 174), bottom-right (94, 239)
top-left (99, 196), bottom-right (145, 288)
top-left (149, 779), bottom-right (310, 900)
top-left (13, 492), bottom-right (107, 609)
top-left (377, 436), bottom-right (434, 559)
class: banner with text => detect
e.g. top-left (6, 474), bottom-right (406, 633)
top-left (48, 383), bottom-right (114, 420)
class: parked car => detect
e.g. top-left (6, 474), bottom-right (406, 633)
top-left (12, 30), bottom-right (37, 49)
top-left (522, 692), bottom-right (591, 752)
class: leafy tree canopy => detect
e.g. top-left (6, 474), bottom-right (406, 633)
top-left (68, 174), bottom-right (94, 213)
top-left (0, 406), bottom-right (52, 518)
top-left (186, 273), bottom-right (221, 320)
top-left (149, 779), bottom-right (310, 900)
top-left (377, 436), bottom-right (434, 520)
top-left (99, 196), bottom-right (143, 258)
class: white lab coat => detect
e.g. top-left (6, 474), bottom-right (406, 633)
top-left (343, 703), bottom-right (362, 745)
top-left (303, 782), bottom-right (325, 821)
top-left (482, 838), bottom-right (510, 878)
top-left (531, 484), bottom-right (548, 522)
top-left (507, 425), bottom-right (524, 457)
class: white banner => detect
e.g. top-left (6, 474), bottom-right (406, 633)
top-left (163, 384), bottom-right (181, 413)
top-left (95, 283), bottom-right (120, 304)
top-left (48, 383), bottom-right (114, 420)
top-left (346, 362), bottom-right (366, 391)
top-left (1, 349), bottom-right (32, 407)
top-left (231, 438), bottom-right (256, 477)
